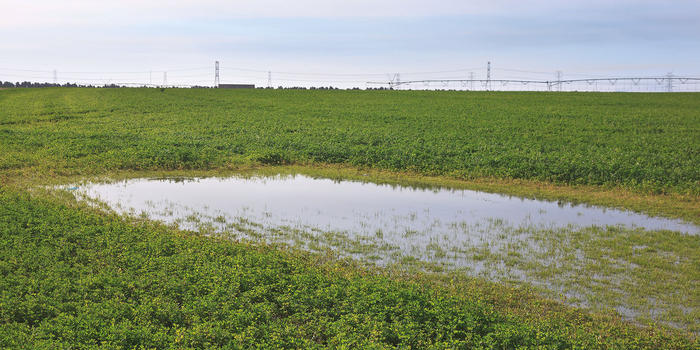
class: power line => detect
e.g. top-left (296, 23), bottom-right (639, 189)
top-left (265, 77), bottom-right (370, 84)
top-left (556, 70), bottom-right (562, 92)
top-left (0, 67), bottom-right (54, 73)
top-left (0, 67), bottom-right (210, 74)
top-left (2, 64), bottom-right (698, 81)
top-left (2, 63), bottom-right (699, 92)
top-left (494, 67), bottom-right (552, 75)
top-left (214, 61), bottom-right (220, 87)
top-left (219, 66), bottom-right (485, 77)
top-left (486, 61), bottom-right (491, 91)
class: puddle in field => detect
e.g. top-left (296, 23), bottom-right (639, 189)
top-left (71, 174), bottom-right (700, 331)
top-left (74, 175), bottom-right (699, 241)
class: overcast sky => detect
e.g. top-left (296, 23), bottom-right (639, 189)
top-left (1, 0), bottom-right (699, 87)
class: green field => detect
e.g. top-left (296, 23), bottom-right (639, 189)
top-left (1, 88), bottom-right (699, 348)
top-left (2, 88), bottom-right (699, 193)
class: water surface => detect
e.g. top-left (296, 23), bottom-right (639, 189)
top-left (75, 175), bottom-right (698, 238)
top-left (71, 174), bottom-right (700, 330)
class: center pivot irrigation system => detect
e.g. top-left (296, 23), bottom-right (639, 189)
top-left (3, 61), bottom-right (700, 92)
top-left (368, 76), bottom-right (700, 92)
top-left (367, 62), bottom-right (700, 92)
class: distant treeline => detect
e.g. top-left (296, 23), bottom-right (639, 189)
top-left (1, 81), bottom-right (89, 88)
top-left (0, 81), bottom-right (393, 90)
top-left (0, 81), bottom-right (213, 89)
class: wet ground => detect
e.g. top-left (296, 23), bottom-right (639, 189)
top-left (70, 174), bottom-right (700, 330)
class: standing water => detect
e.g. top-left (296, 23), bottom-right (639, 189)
top-left (73, 174), bottom-right (698, 263)
top-left (70, 174), bottom-right (700, 331)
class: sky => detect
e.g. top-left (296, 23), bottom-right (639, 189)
top-left (1, 0), bottom-right (699, 88)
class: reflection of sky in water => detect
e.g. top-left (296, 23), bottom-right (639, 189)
top-left (72, 175), bottom-right (700, 328)
top-left (76, 174), bottom-right (699, 237)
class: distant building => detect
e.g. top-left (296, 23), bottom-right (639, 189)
top-left (218, 84), bottom-right (255, 89)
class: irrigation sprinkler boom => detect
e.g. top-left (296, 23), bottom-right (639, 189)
top-left (366, 77), bottom-right (700, 92)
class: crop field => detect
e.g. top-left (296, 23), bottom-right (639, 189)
top-left (1, 88), bottom-right (699, 348)
top-left (2, 88), bottom-right (699, 193)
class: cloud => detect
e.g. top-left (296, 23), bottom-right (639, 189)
top-left (4, 0), bottom-right (698, 29)
top-left (1, 0), bottom-right (699, 82)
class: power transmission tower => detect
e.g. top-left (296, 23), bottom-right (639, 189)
top-left (149, 70), bottom-right (152, 85)
top-left (386, 74), bottom-right (396, 89)
top-left (214, 61), bottom-right (220, 87)
top-left (556, 70), bottom-right (562, 92)
top-left (666, 72), bottom-right (673, 92)
top-left (163, 72), bottom-right (167, 87)
top-left (268, 71), bottom-right (272, 88)
top-left (53, 70), bottom-right (57, 85)
top-left (469, 72), bottom-right (474, 90)
top-left (486, 61), bottom-right (491, 91)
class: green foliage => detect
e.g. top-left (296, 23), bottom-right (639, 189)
top-left (0, 191), bottom-right (696, 348)
top-left (0, 88), bottom-right (698, 348)
top-left (1, 88), bottom-right (698, 194)
top-left (249, 150), bottom-right (291, 165)
top-left (0, 192), bottom-right (523, 348)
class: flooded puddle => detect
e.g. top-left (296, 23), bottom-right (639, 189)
top-left (75, 174), bottom-right (699, 240)
top-left (71, 174), bottom-right (700, 329)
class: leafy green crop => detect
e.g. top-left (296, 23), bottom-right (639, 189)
top-left (1, 88), bottom-right (698, 348)
top-left (1, 88), bottom-right (698, 194)
top-left (0, 190), bottom-right (696, 348)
